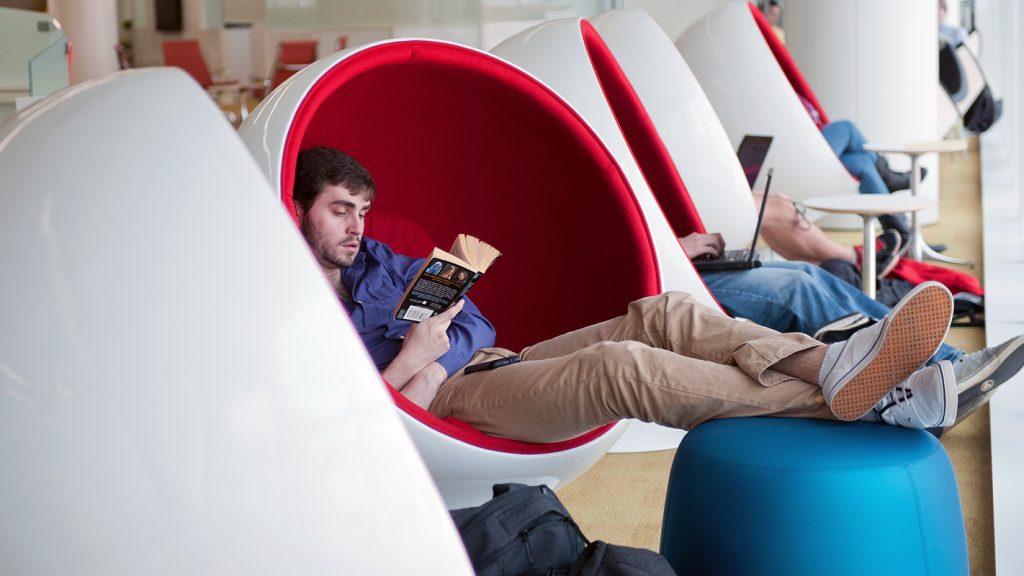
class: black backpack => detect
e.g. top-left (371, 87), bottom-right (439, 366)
top-left (964, 85), bottom-right (1003, 133)
top-left (451, 484), bottom-right (677, 576)
top-left (451, 484), bottom-right (588, 576)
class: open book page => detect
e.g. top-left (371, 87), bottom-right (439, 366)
top-left (394, 234), bottom-right (502, 322)
top-left (449, 234), bottom-right (502, 273)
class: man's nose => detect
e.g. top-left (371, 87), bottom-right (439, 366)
top-left (348, 214), bottom-right (365, 236)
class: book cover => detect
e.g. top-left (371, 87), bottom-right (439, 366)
top-left (394, 234), bottom-right (501, 322)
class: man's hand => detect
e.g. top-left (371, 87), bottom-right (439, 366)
top-left (382, 300), bottom-right (464, 389)
top-left (679, 232), bottom-right (725, 260)
top-left (400, 362), bottom-right (448, 409)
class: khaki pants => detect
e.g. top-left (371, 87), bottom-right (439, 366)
top-left (429, 292), bottom-right (835, 443)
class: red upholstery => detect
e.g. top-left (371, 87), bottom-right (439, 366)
top-left (270, 40), bottom-right (319, 91)
top-left (163, 40), bottom-right (215, 88)
top-left (385, 386), bottom-right (613, 455)
top-left (580, 21), bottom-right (707, 239)
top-left (748, 3), bottom-right (830, 126)
top-left (281, 41), bottom-right (663, 453)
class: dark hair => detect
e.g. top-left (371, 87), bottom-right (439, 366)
top-left (293, 147), bottom-right (376, 212)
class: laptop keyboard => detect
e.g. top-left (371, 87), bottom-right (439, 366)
top-left (718, 249), bottom-right (752, 262)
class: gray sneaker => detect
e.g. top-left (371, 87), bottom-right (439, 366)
top-left (950, 335), bottom-right (1024, 424)
top-left (864, 361), bottom-right (957, 429)
top-left (819, 282), bottom-right (953, 421)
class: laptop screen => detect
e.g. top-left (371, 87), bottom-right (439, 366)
top-left (736, 135), bottom-right (774, 189)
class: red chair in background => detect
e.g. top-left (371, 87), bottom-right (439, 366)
top-left (162, 39), bottom-right (247, 123)
top-left (249, 40), bottom-right (319, 99)
top-left (161, 39), bottom-right (240, 94)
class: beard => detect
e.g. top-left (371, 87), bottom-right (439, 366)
top-left (301, 214), bottom-right (359, 269)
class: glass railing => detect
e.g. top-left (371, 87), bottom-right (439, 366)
top-left (28, 36), bottom-right (69, 98)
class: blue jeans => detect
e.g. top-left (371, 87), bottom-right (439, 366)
top-left (701, 261), bottom-right (961, 363)
top-left (821, 120), bottom-right (888, 194)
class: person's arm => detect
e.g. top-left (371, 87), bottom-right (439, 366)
top-left (381, 300), bottom-right (465, 390)
top-left (386, 250), bottom-right (497, 380)
top-left (400, 362), bottom-right (448, 409)
top-left (678, 232), bottom-right (725, 260)
top-left (432, 294), bottom-right (495, 376)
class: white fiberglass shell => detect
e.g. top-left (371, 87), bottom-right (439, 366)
top-left (590, 8), bottom-right (758, 249)
top-left (677, 2), bottom-right (860, 215)
top-left (0, 68), bottom-right (471, 575)
top-left (491, 25), bottom-right (719, 306)
top-left (494, 22), bottom-right (739, 452)
top-left (238, 39), bottom-right (646, 505)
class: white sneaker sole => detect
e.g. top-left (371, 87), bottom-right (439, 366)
top-left (937, 360), bottom-right (958, 428)
top-left (829, 282), bottom-right (953, 421)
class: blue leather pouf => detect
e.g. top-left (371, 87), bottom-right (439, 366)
top-left (660, 418), bottom-right (968, 576)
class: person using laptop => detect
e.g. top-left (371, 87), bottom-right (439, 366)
top-left (732, 136), bottom-right (904, 277)
top-left (675, 141), bottom-right (1024, 432)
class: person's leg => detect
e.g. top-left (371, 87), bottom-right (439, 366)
top-left (821, 120), bottom-right (855, 157)
top-left (703, 261), bottom-right (964, 364)
top-left (517, 291), bottom-right (823, 387)
top-left (432, 285), bottom-right (956, 439)
top-left (755, 191), bottom-right (856, 264)
top-left (822, 120), bottom-right (878, 159)
top-left (431, 340), bottom-right (832, 443)
top-left (702, 262), bottom-right (888, 333)
top-left (840, 151), bottom-right (889, 194)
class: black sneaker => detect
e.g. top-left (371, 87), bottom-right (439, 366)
top-left (878, 213), bottom-right (911, 248)
top-left (876, 156), bottom-right (927, 193)
top-left (875, 229), bottom-right (902, 278)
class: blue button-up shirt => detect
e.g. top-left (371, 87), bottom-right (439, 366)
top-left (340, 237), bottom-right (496, 377)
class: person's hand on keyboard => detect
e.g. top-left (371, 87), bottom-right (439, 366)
top-left (679, 232), bottom-right (725, 261)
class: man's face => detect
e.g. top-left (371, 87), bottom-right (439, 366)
top-left (298, 184), bottom-right (371, 271)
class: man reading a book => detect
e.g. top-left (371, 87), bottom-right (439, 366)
top-left (294, 146), bottom-right (971, 440)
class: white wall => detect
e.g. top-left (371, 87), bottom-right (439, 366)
top-left (624, 0), bottom-right (737, 42)
top-left (973, 2), bottom-right (1023, 573)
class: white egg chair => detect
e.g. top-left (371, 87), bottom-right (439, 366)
top-left (677, 1), bottom-right (863, 228)
top-left (0, 69), bottom-right (471, 575)
top-left (237, 38), bottom-right (719, 502)
top-left (588, 7), bottom-right (759, 249)
top-left (492, 22), bottom-right (737, 452)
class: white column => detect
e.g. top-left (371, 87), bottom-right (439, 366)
top-left (48, 0), bottom-right (119, 84)
top-left (785, 0), bottom-right (941, 224)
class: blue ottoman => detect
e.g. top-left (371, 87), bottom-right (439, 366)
top-left (660, 418), bottom-right (968, 576)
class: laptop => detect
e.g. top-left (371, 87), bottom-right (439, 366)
top-left (692, 167), bottom-right (774, 272)
top-left (736, 135), bottom-right (774, 188)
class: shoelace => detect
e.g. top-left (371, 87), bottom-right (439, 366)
top-left (880, 384), bottom-right (926, 426)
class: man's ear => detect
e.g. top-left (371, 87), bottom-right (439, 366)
top-left (294, 204), bottom-right (305, 221)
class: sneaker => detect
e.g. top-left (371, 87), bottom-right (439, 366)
top-left (878, 213), bottom-right (911, 248)
top-left (813, 312), bottom-right (877, 344)
top-left (863, 361), bottom-right (957, 428)
top-left (875, 156), bottom-right (927, 193)
top-left (819, 281), bottom-right (953, 421)
top-left (952, 335), bottom-right (1024, 418)
top-left (875, 229), bottom-right (902, 278)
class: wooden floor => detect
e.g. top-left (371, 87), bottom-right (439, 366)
top-left (557, 138), bottom-right (995, 575)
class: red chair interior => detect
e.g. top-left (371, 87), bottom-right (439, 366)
top-left (578, 21), bottom-right (723, 312)
top-left (162, 40), bottom-right (214, 88)
top-left (280, 40), bottom-right (663, 452)
top-left (748, 2), bottom-right (830, 127)
top-left (580, 20), bottom-right (706, 239)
